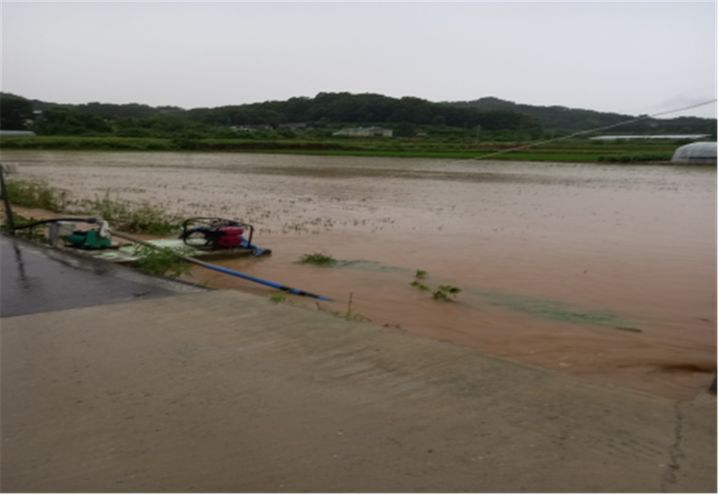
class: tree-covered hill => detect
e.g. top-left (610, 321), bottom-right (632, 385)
top-left (452, 96), bottom-right (716, 135)
top-left (1, 91), bottom-right (715, 139)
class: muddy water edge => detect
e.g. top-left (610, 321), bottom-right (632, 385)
top-left (3, 150), bottom-right (716, 399)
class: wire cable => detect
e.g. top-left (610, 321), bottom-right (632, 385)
top-left (473, 98), bottom-right (717, 161)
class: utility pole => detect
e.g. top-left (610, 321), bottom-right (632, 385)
top-left (0, 163), bottom-right (16, 234)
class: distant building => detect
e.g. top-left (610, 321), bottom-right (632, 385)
top-left (589, 134), bottom-right (710, 141)
top-left (0, 130), bottom-right (36, 136)
top-left (671, 142), bottom-right (717, 164)
top-left (230, 125), bottom-right (273, 132)
top-left (333, 127), bottom-right (393, 138)
top-left (279, 123), bottom-right (310, 130)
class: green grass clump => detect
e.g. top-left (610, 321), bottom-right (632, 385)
top-left (4, 179), bottom-right (66, 212)
top-left (132, 245), bottom-right (192, 277)
top-left (415, 269), bottom-right (427, 279)
top-left (299, 252), bottom-right (336, 266)
top-left (269, 293), bottom-right (287, 304)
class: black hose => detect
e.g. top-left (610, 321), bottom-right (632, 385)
top-left (13, 217), bottom-right (101, 230)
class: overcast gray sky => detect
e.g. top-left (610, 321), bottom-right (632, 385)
top-left (2, 1), bottom-right (716, 118)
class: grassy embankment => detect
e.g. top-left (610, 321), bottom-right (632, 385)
top-left (0, 135), bottom-right (682, 163)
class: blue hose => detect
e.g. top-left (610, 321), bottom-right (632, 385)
top-left (198, 261), bottom-right (333, 301)
top-left (110, 229), bottom-right (333, 302)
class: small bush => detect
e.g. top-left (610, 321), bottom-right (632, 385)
top-left (415, 269), bottom-right (427, 279)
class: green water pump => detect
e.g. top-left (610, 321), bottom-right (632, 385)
top-left (61, 220), bottom-right (112, 250)
top-left (65, 229), bottom-right (112, 250)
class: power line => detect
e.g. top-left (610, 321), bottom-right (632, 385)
top-left (473, 98), bottom-right (717, 161)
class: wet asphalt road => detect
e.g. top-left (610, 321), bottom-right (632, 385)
top-left (0, 235), bottom-right (202, 317)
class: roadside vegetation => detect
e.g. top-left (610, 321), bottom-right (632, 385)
top-left (3, 179), bottom-right (66, 211)
top-left (3, 179), bottom-right (180, 235)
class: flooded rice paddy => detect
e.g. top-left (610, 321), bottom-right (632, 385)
top-left (3, 150), bottom-right (716, 399)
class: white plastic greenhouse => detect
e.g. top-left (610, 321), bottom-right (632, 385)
top-left (671, 141), bottom-right (717, 164)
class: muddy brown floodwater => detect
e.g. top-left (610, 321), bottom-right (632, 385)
top-left (2, 150), bottom-right (716, 399)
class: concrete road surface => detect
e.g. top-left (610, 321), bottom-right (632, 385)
top-left (2, 289), bottom-right (715, 492)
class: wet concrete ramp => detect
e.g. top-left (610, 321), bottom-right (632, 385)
top-left (0, 236), bottom-right (202, 317)
top-left (1, 290), bottom-right (716, 492)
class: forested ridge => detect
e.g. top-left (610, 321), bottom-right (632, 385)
top-left (1, 91), bottom-right (715, 139)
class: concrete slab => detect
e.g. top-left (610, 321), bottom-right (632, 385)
top-left (1, 290), bottom-right (716, 492)
top-left (0, 236), bottom-right (204, 317)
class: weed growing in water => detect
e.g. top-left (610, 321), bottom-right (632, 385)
top-left (410, 269), bottom-right (431, 292)
top-left (132, 245), bottom-right (192, 277)
top-left (299, 252), bottom-right (336, 266)
top-left (432, 285), bottom-right (462, 301)
top-left (410, 280), bottom-right (430, 291)
top-left (409, 270), bottom-right (461, 301)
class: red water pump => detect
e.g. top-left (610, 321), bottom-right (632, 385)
top-left (180, 217), bottom-right (254, 251)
